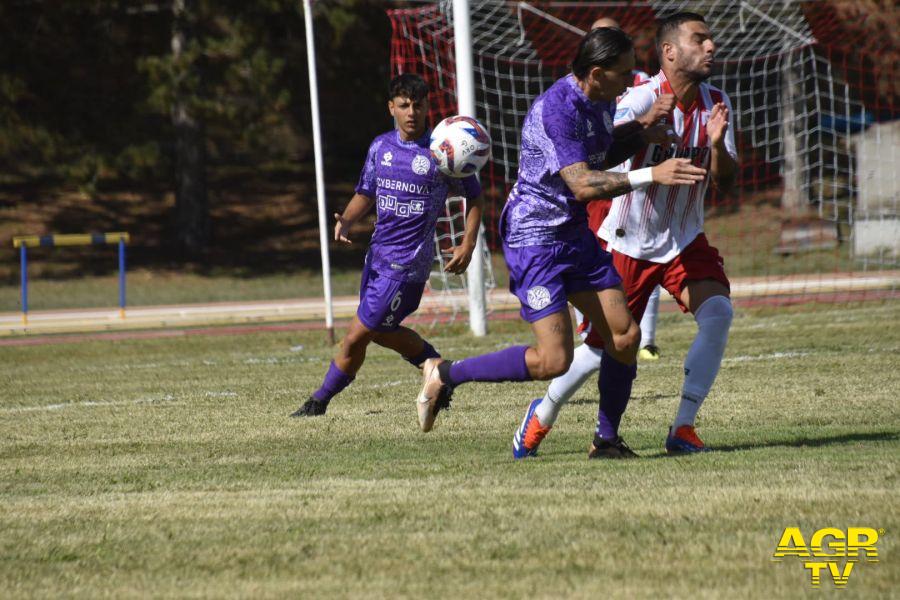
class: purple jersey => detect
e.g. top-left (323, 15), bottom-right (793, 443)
top-left (356, 131), bottom-right (481, 281)
top-left (503, 75), bottom-right (616, 247)
top-left (355, 130), bottom-right (482, 282)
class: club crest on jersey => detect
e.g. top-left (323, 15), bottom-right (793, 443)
top-left (603, 111), bottom-right (613, 132)
top-left (381, 151), bottom-right (393, 167)
top-left (411, 154), bottom-right (431, 175)
top-left (526, 286), bottom-right (552, 310)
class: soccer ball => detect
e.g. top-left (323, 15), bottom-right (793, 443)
top-left (429, 115), bottom-right (491, 178)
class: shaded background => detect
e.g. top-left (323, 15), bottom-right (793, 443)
top-left (1, 0), bottom-right (401, 283)
top-left (0, 0), bottom-right (897, 312)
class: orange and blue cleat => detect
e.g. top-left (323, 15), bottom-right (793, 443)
top-left (665, 424), bottom-right (710, 454)
top-left (512, 398), bottom-right (552, 459)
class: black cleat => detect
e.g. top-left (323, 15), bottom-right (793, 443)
top-left (588, 436), bottom-right (639, 459)
top-left (290, 397), bottom-right (328, 417)
top-left (434, 382), bottom-right (453, 415)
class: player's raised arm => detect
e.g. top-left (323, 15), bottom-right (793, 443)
top-left (333, 193), bottom-right (374, 244)
top-left (605, 123), bottom-right (679, 168)
top-left (708, 101), bottom-right (737, 193)
top-left (560, 158), bottom-right (707, 202)
top-left (604, 92), bottom-right (678, 168)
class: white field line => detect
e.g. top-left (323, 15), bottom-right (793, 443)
top-left (722, 351), bottom-right (811, 363)
top-left (1, 384), bottom-right (404, 413)
top-left (1, 395), bottom-right (178, 414)
top-left (366, 380), bottom-right (412, 389)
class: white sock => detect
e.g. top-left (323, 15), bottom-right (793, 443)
top-left (640, 286), bottom-right (660, 347)
top-left (675, 295), bottom-right (733, 428)
top-left (535, 343), bottom-right (604, 426)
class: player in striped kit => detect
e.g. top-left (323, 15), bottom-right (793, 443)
top-left (416, 27), bottom-right (705, 454)
top-left (591, 15), bottom-right (661, 361)
top-left (518, 12), bottom-right (737, 456)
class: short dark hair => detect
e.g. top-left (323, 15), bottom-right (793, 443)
top-left (571, 27), bottom-right (633, 78)
top-left (655, 12), bottom-right (707, 58)
top-left (389, 73), bottom-right (429, 102)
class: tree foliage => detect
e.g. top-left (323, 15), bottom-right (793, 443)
top-left (0, 0), bottom-right (392, 189)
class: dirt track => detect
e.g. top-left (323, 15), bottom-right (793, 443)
top-left (2, 271), bottom-right (897, 346)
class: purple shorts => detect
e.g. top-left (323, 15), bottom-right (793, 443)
top-left (503, 228), bottom-right (622, 323)
top-left (356, 264), bottom-right (426, 332)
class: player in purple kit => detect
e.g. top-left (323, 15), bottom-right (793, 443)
top-left (291, 74), bottom-right (483, 418)
top-left (415, 28), bottom-right (706, 456)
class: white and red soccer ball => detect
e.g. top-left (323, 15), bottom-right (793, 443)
top-left (429, 115), bottom-right (491, 178)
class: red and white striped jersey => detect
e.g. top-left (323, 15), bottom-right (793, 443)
top-left (599, 71), bottom-right (738, 263)
top-left (631, 69), bottom-right (650, 87)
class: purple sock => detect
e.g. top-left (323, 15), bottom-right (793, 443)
top-left (595, 352), bottom-right (637, 440)
top-left (443, 345), bottom-right (531, 386)
top-left (404, 340), bottom-right (440, 368)
top-left (312, 361), bottom-right (354, 405)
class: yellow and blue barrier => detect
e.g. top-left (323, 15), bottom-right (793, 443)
top-left (12, 233), bottom-right (130, 325)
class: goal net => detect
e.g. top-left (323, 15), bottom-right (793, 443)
top-left (388, 0), bottom-right (899, 312)
top-left (424, 196), bottom-right (496, 327)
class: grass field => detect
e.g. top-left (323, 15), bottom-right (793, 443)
top-left (1, 301), bottom-right (898, 598)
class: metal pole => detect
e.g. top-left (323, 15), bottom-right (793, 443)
top-left (303, 0), bottom-right (335, 344)
top-left (118, 237), bottom-right (127, 319)
top-left (453, 0), bottom-right (487, 337)
top-left (20, 245), bottom-right (27, 325)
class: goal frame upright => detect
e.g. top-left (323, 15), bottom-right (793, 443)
top-left (453, 0), bottom-right (489, 337)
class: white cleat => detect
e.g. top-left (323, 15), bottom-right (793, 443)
top-left (416, 358), bottom-right (447, 432)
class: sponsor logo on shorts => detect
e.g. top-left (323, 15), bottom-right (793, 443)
top-left (411, 154), bottom-right (431, 175)
top-left (772, 526), bottom-right (882, 588)
top-left (526, 286), bottom-right (552, 310)
top-left (585, 119), bottom-right (595, 138)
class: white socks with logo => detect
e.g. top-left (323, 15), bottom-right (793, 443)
top-left (532, 294), bottom-right (732, 430)
top-left (640, 286), bottom-right (660, 347)
top-left (675, 295), bottom-right (733, 428)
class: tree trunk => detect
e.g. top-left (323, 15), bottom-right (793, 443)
top-left (172, 0), bottom-right (209, 257)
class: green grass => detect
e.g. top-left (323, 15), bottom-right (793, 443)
top-left (1, 302), bottom-right (898, 598)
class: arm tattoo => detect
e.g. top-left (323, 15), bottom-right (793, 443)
top-left (561, 162), bottom-right (632, 200)
top-left (582, 170), bottom-right (632, 198)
